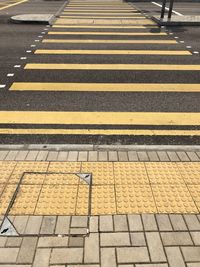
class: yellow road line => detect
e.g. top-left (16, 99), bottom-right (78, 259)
top-left (0, 0), bottom-right (27, 10)
top-left (59, 16), bottom-right (145, 19)
top-left (52, 25), bottom-right (158, 28)
top-left (25, 63), bottom-right (200, 71)
top-left (61, 12), bottom-right (141, 15)
top-left (62, 11), bottom-right (140, 13)
top-left (35, 49), bottom-right (191, 55)
top-left (43, 39), bottom-right (177, 44)
top-left (48, 31), bottom-right (166, 36)
top-left (63, 9), bottom-right (136, 11)
top-left (0, 128), bottom-right (199, 136)
top-left (0, 111), bottom-right (200, 126)
top-left (54, 19), bottom-right (155, 25)
top-left (10, 82), bottom-right (200, 92)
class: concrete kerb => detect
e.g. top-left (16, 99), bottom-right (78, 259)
top-left (10, 14), bottom-right (55, 25)
top-left (152, 15), bottom-right (200, 26)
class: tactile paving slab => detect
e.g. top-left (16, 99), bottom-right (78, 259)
top-left (177, 162), bottom-right (200, 184)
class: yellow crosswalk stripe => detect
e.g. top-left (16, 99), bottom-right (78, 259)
top-left (59, 16), bottom-right (145, 19)
top-left (48, 31), bottom-right (167, 36)
top-left (52, 25), bottom-right (159, 28)
top-left (0, 111), bottom-right (199, 126)
top-left (10, 83), bottom-right (200, 92)
top-left (55, 19), bottom-right (155, 25)
top-left (25, 63), bottom-right (200, 71)
top-left (0, 0), bottom-right (27, 10)
top-left (0, 128), bottom-right (199, 136)
top-left (61, 12), bottom-right (141, 15)
top-left (35, 49), bottom-right (191, 55)
top-left (62, 11), bottom-right (140, 13)
top-left (43, 39), bottom-right (175, 44)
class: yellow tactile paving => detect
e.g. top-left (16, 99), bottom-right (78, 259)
top-left (188, 185), bottom-right (200, 210)
top-left (44, 173), bottom-right (80, 185)
top-left (177, 162), bottom-right (200, 184)
top-left (0, 185), bottom-right (16, 215)
top-left (48, 162), bottom-right (81, 173)
top-left (76, 185), bottom-right (89, 215)
top-left (0, 161), bottom-right (16, 184)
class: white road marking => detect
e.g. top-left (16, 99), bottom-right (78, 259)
top-left (7, 73), bottom-right (14, 77)
top-left (193, 51), bottom-right (199, 54)
top-left (31, 45), bottom-right (36, 47)
top-left (14, 65), bottom-right (21, 68)
top-left (0, 84), bottom-right (6, 88)
top-left (20, 57), bottom-right (27, 59)
top-left (26, 50), bottom-right (31, 53)
top-left (151, 1), bottom-right (183, 16)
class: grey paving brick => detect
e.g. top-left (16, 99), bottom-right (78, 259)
top-left (0, 265), bottom-right (31, 267)
top-left (88, 151), bottom-right (98, 161)
top-left (137, 151), bottom-right (149, 161)
top-left (187, 263), bottom-right (200, 267)
top-left (0, 150), bottom-right (8, 160)
top-left (67, 151), bottom-right (78, 161)
top-left (68, 265), bottom-right (99, 267)
top-left (84, 233), bottom-right (99, 263)
top-left (186, 152), bottom-right (200, 161)
top-left (108, 151), bottom-right (118, 161)
top-left (157, 151), bottom-right (170, 161)
top-left (118, 151), bottom-right (128, 161)
top-left (17, 237), bottom-right (37, 264)
top-left (167, 151), bottom-right (180, 161)
top-left (182, 247), bottom-right (200, 261)
top-left (191, 232), bottom-right (200, 245)
top-left (36, 150), bottom-right (48, 161)
top-left (177, 151), bottom-right (190, 161)
top-left (50, 248), bottom-right (83, 264)
top-left (57, 151), bottom-right (68, 161)
top-left (148, 151), bottom-right (159, 161)
top-left (146, 232), bottom-right (166, 262)
top-left (169, 214), bottom-right (188, 231)
top-left (33, 248), bottom-right (51, 267)
top-left (184, 215), bottom-right (200, 230)
top-left (166, 247), bottom-right (185, 267)
top-left (47, 151), bottom-right (58, 161)
top-left (128, 215), bottom-right (143, 231)
top-left (71, 216), bottom-right (87, 228)
top-left (78, 151), bottom-right (88, 161)
top-left (6, 237), bottom-right (22, 247)
top-left (14, 216), bottom-right (29, 234)
top-left (135, 265), bottom-right (168, 267)
top-left (15, 150), bottom-right (29, 161)
top-left (24, 216), bottom-right (43, 234)
top-left (0, 237), bottom-right (7, 247)
top-left (114, 215), bottom-right (128, 232)
top-left (100, 216), bottom-right (113, 232)
top-left (101, 232), bottom-right (130, 247)
top-left (0, 248), bottom-right (19, 263)
top-left (5, 150), bottom-right (18, 160)
top-left (38, 237), bottom-right (68, 247)
top-left (25, 150), bottom-right (39, 161)
top-left (40, 216), bottom-right (56, 235)
top-left (128, 151), bottom-right (138, 161)
top-left (196, 151), bottom-right (200, 159)
top-left (90, 216), bottom-right (98, 232)
top-left (117, 247), bottom-right (149, 263)
top-left (156, 215), bottom-right (173, 231)
top-left (142, 214), bottom-right (158, 231)
top-left (101, 248), bottom-right (116, 267)
top-left (98, 151), bottom-right (108, 161)
top-left (70, 228), bottom-right (87, 235)
top-left (161, 232), bottom-right (193, 246)
top-left (119, 265), bottom-right (134, 267)
top-left (69, 237), bottom-right (84, 247)
top-left (55, 216), bottom-right (70, 235)
top-left (130, 232), bottom-right (146, 246)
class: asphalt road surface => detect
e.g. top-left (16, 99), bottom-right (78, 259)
top-left (0, 0), bottom-right (200, 144)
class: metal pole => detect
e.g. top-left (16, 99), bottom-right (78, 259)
top-left (160, 0), bottom-right (167, 19)
top-left (168, 0), bottom-right (174, 19)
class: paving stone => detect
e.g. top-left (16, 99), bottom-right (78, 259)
top-left (5, 150), bottom-right (18, 160)
top-left (130, 232), bottom-right (146, 246)
top-left (101, 248), bottom-right (117, 267)
top-left (0, 150), bottom-right (8, 160)
top-left (50, 248), bottom-right (83, 264)
top-left (114, 215), bottom-right (128, 232)
top-left (47, 151), bottom-right (58, 161)
top-left (84, 233), bottom-right (99, 263)
top-left (167, 151), bottom-right (180, 161)
top-left (0, 248), bottom-right (19, 263)
top-left (0, 237), bottom-right (7, 247)
top-left (191, 232), bottom-right (200, 245)
top-left (17, 237), bottom-right (37, 264)
top-left (14, 216), bottom-right (29, 234)
top-left (26, 150), bottom-right (39, 161)
top-left (142, 214), bottom-right (158, 231)
top-left (38, 236), bottom-right (69, 247)
top-left (69, 237), bottom-right (84, 247)
top-left (161, 232), bottom-right (193, 246)
top-left (15, 150), bottom-right (29, 161)
top-left (157, 151), bottom-right (170, 161)
top-left (177, 151), bottom-right (190, 161)
top-left (101, 232), bottom-right (130, 246)
top-left (156, 215), bottom-right (173, 231)
top-left (182, 247), bottom-right (200, 261)
top-left (0, 265), bottom-right (31, 267)
top-left (166, 247), bottom-right (185, 267)
top-left (36, 150), bottom-right (48, 161)
top-left (68, 265), bottom-right (99, 267)
top-left (57, 151), bottom-right (68, 161)
top-left (33, 248), bottom-right (51, 267)
top-left (128, 151), bottom-right (138, 161)
top-left (98, 151), bottom-right (108, 161)
top-left (137, 151), bottom-right (149, 161)
top-left (6, 237), bottom-right (22, 247)
top-left (90, 216), bottom-right (98, 232)
top-left (117, 247), bottom-right (149, 263)
top-left (135, 265), bottom-right (168, 267)
top-left (88, 151), bottom-right (98, 161)
top-left (147, 151), bottom-right (159, 161)
top-left (128, 215), bottom-right (143, 231)
top-left (118, 151), bottom-right (128, 161)
top-left (184, 215), bottom-right (200, 230)
top-left (187, 263), bottom-right (200, 267)
top-left (108, 151), bottom-right (118, 161)
top-left (67, 151), bottom-right (78, 161)
top-left (146, 232), bottom-right (166, 262)
top-left (78, 151), bottom-right (88, 161)
top-left (55, 216), bottom-right (70, 235)
top-left (70, 228), bottom-right (87, 235)
top-left (40, 216), bottom-right (56, 234)
top-left (100, 216), bottom-right (113, 232)
top-left (71, 216), bottom-right (87, 228)
top-left (186, 152), bottom-right (200, 161)
top-left (119, 265), bottom-right (134, 267)
top-left (24, 216), bottom-right (43, 234)
top-left (169, 214), bottom-right (188, 231)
